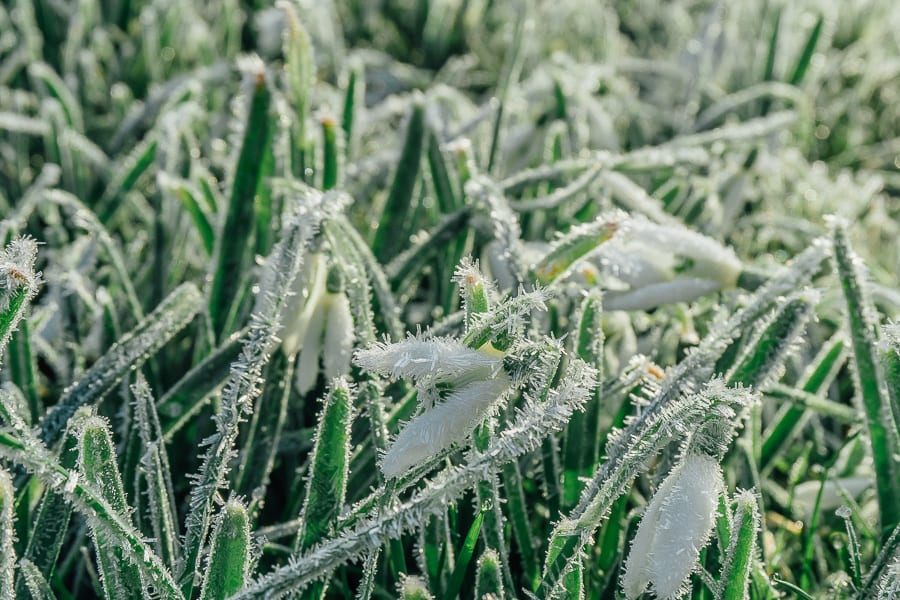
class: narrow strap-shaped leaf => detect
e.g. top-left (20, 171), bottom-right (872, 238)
top-left (717, 492), bottom-right (760, 600)
top-left (132, 375), bottom-right (180, 569)
top-left (788, 14), bottom-right (823, 86)
top-left (372, 95), bottom-right (426, 262)
top-left (399, 575), bottom-right (434, 600)
top-left (444, 507), bottom-right (485, 600)
top-left (341, 63), bottom-right (361, 160)
top-left (321, 114), bottom-right (341, 190)
top-left (78, 417), bottom-right (144, 599)
top-left (199, 500), bottom-right (250, 600)
top-left (387, 209), bottom-right (471, 296)
top-left (0, 469), bottom-right (15, 597)
top-left (208, 68), bottom-right (272, 339)
top-left (159, 174), bottom-right (215, 255)
top-left (283, 1), bottom-right (314, 166)
top-left (234, 349), bottom-right (293, 508)
top-left (16, 412), bottom-right (83, 595)
top-left (831, 221), bottom-right (900, 536)
top-left (19, 558), bottom-right (57, 600)
top-left (475, 548), bottom-right (504, 599)
top-left (295, 379), bottom-right (354, 551)
top-left (39, 282), bottom-right (201, 448)
top-left (97, 134), bottom-right (158, 223)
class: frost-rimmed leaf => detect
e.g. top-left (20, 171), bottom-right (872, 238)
top-left (132, 374), bottom-right (180, 568)
top-left (529, 212), bottom-right (623, 286)
top-left (0, 237), bottom-right (41, 362)
top-left (18, 559), bottom-right (56, 600)
top-left (716, 491), bottom-right (760, 600)
top-left (0, 468), bottom-right (15, 598)
top-left (199, 500), bottom-right (250, 600)
top-left (78, 416), bottom-right (144, 599)
top-left (830, 218), bottom-right (900, 536)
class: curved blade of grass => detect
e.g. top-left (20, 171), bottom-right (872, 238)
top-left (199, 500), bottom-right (250, 600)
top-left (717, 492), bottom-right (760, 600)
top-left (39, 282), bottom-right (201, 448)
top-left (788, 14), bottom-right (823, 86)
top-left (159, 174), bottom-right (215, 255)
top-left (16, 411), bottom-right (85, 596)
top-left (372, 95), bottom-right (425, 262)
top-left (132, 375), bottom-right (180, 569)
top-left (19, 558), bottom-right (57, 600)
top-left (97, 134), bottom-right (158, 223)
top-left (78, 417), bottom-right (144, 599)
top-left (443, 505), bottom-right (484, 600)
top-left (0, 237), bottom-right (41, 365)
top-left (208, 68), bottom-right (272, 339)
top-left (831, 220), bottom-right (900, 536)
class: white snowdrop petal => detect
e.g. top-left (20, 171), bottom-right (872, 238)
top-left (294, 296), bottom-right (328, 395)
top-left (648, 454), bottom-right (724, 599)
top-left (792, 477), bottom-right (870, 517)
top-left (281, 252), bottom-right (326, 357)
top-left (380, 374), bottom-right (510, 478)
top-left (322, 292), bottom-right (355, 380)
top-left (604, 278), bottom-right (721, 311)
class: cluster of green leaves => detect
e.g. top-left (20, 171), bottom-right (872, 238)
top-left (0, 0), bottom-right (898, 599)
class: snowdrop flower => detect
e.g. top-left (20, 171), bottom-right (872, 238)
top-left (622, 453), bottom-right (724, 600)
top-left (355, 335), bottom-right (510, 478)
top-left (792, 477), bottom-right (870, 518)
top-left (279, 253), bottom-right (356, 394)
top-left (593, 217), bottom-right (742, 311)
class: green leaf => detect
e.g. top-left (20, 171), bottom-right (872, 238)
top-left (18, 559), bottom-right (57, 600)
top-left (199, 500), bottom-right (250, 600)
top-left (443, 505), bottom-right (485, 600)
top-left (78, 417), bottom-right (144, 599)
top-left (475, 548), bottom-right (504, 599)
top-left (717, 492), bottom-right (760, 600)
top-left (209, 68), bottom-right (272, 339)
top-left (529, 214), bottom-right (620, 286)
top-left (831, 221), bottom-right (900, 536)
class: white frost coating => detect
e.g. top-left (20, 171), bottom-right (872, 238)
top-left (355, 336), bottom-right (503, 389)
top-left (622, 453), bottom-right (724, 600)
top-left (380, 373), bottom-right (511, 479)
top-left (322, 292), bottom-right (354, 380)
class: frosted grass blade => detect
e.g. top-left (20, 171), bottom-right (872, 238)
top-left (717, 492), bottom-right (760, 600)
top-left (19, 558), bottom-right (57, 600)
top-left (475, 549), bottom-right (504, 599)
top-left (199, 500), bottom-right (250, 600)
top-left (0, 469), bottom-right (14, 598)
top-left (78, 417), bottom-right (144, 599)
top-left (831, 220), bottom-right (900, 536)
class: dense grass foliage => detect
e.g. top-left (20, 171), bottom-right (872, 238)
top-left (0, 0), bottom-right (899, 598)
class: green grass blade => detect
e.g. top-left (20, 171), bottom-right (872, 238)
top-left (717, 492), bottom-right (760, 600)
top-left (39, 282), bottom-right (201, 448)
top-left (443, 506), bottom-right (484, 600)
top-left (475, 548), bottom-right (504, 599)
top-left (788, 14), bottom-right (824, 86)
top-left (321, 114), bottom-right (340, 190)
top-left (760, 335), bottom-right (845, 471)
top-left (97, 135), bottom-right (158, 223)
top-left (295, 379), bottom-right (354, 551)
top-left (283, 1), bottom-right (314, 164)
top-left (208, 68), bottom-right (272, 339)
top-left (132, 374), bottom-right (180, 569)
top-left (8, 320), bottom-right (41, 424)
top-left (19, 558), bottom-right (57, 600)
top-left (160, 175), bottom-right (215, 255)
top-left (78, 417), bottom-right (144, 599)
top-left (372, 95), bottom-right (426, 262)
top-left (831, 220), bottom-right (900, 536)
top-left (502, 461), bottom-right (539, 591)
top-left (199, 500), bottom-right (250, 600)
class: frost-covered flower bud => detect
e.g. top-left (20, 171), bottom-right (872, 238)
top-left (622, 453), bottom-right (724, 600)
top-left (595, 217), bottom-right (742, 311)
top-left (355, 335), bottom-right (510, 478)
